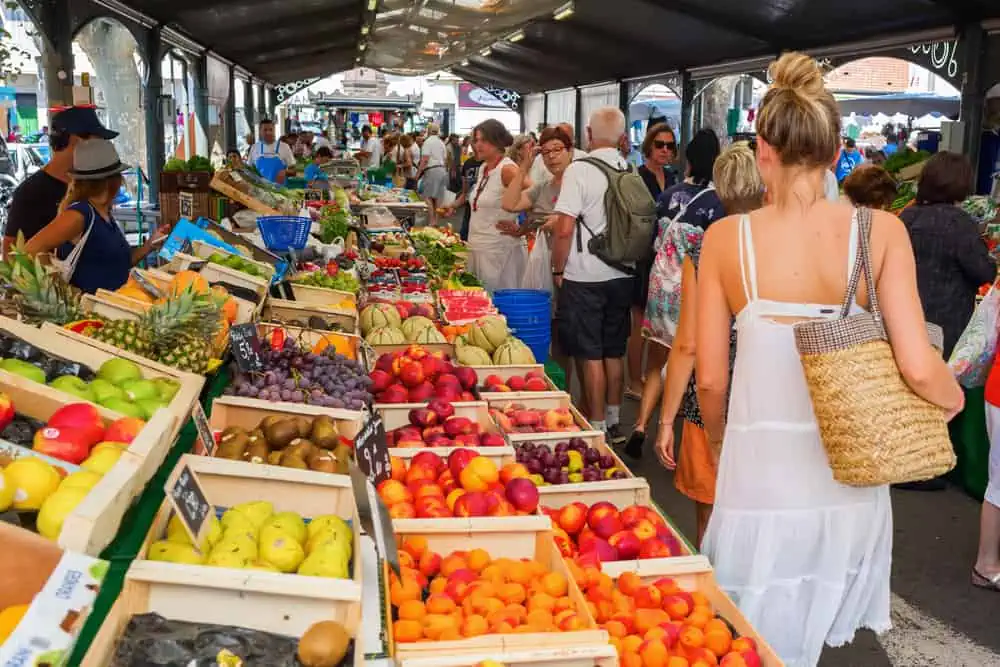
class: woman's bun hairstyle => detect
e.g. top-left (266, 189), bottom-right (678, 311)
top-left (474, 119), bottom-right (514, 151)
top-left (757, 52), bottom-right (841, 169)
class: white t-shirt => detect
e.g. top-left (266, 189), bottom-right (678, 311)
top-left (248, 141), bottom-right (295, 168)
top-left (553, 147), bottom-right (632, 283)
top-left (360, 137), bottom-right (381, 169)
top-left (314, 135), bottom-right (332, 150)
top-left (530, 148), bottom-right (587, 186)
top-left (421, 135), bottom-right (447, 169)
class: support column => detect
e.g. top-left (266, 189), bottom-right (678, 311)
top-left (542, 93), bottom-right (549, 127)
top-left (617, 80), bottom-right (629, 119)
top-left (225, 65), bottom-right (237, 151)
top-left (143, 26), bottom-right (165, 201)
top-left (243, 79), bottom-right (255, 134)
top-left (37, 0), bottom-right (75, 108)
top-left (268, 86), bottom-right (277, 118)
top-left (574, 87), bottom-right (583, 148)
top-left (256, 82), bottom-right (266, 124)
top-left (679, 70), bottom-right (694, 150)
top-left (959, 23), bottom-right (986, 183)
top-left (193, 54), bottom-right (209, 157)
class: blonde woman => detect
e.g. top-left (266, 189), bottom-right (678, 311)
top-left (653, 143), bottom-right (763, 546)
top-left (696, 54), bottom-right (962, 665)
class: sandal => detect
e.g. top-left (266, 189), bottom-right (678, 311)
top-left (972, 568), bottom-right (1000, 591)
top-left (624, 388), bottom-right (642, 401)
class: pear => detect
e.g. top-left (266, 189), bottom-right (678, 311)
top-left (297, 550), bottom-right (349, 579)
top-left (211, 532), bottom-right (258, 561)
top-left (205, 549), bottom-right (251, 569)
top-left (262, 511), bottom-right (307, 544)
top-left (153, 377), bottom-right (181, 402)
top-left (230, 500), bottom-right (274, 528)
top-left (97, 358), bottom-right (142, 385)
top-left (247, 560), bottom-right (281, 572)
top-left (167, 514), bottom-right (221, 550)
top-left (220, 507), bottom-right (259, 535)
top-left (147, 540), bottom-right (204, 565)
top-left (306, 515), bottom-right (352, 543)
top-left (307, 530), bottom-right (352, 559)
top-left (259, 525), bottom-right (305, 573)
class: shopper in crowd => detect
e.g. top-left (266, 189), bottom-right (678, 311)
top-left (549, 107), bottom-right (634, 440)
top-left (395, 134), bottom-right (420, 191)
top-left (695, 52), bottom-right (963, 666)
top-left (304, 146), bottom-right (333, 188)
top-left (249, 119), bottom-right (295, 184)
top-left (834, 136), bottom-right (864, 182)
top-left (5, 106), bottom-right (118, 257)
top-left (626, 123), bottom-right (680, 402)
top-left (976, 298), bottom-right (1000, 591)
top-left (651, 143), bottom-right (763, 546)
top-left (842, 164), bottom-right (898, 210)
top-left (355, 125), bottom-right (380, 171)
top-left (447, 133), bottom-right (463, 191)
top-left (501, 126), bottom-right (576, 386)
top-left (625, 130), bottom-right (724, 457)
top-left (379, 134), bottom-right (399, 177)
top-left (417, 123), bottom-right (450, 227)
top-left (24, 139), bottom-right (170, 293)
top-left (507, 134), bottom-right (536, 168)
top-left (530, 122), bottom-right (585, 185)
top-left (442, 120), bottom-right (523, 291)
top-left (460, 136), bottom-right (473, 164)
top-left (458, 144), bottom-right (482, 242)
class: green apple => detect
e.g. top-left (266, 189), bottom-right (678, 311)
top-left (152, 377), bottom-right (181, 402)
top-left (97, 358), bottom-right (142, 386)
top-left (99, 396), bottom-right (146, 419)
top-left (122, 378), bottom-right (157, 402)
top-left (0, 358), bottom-right (46, 384)
top-left (136, 398), bottom-right (167, 419)
top-left (90, 378), bottom-right (126, 403)
top-left (49, 375), bottom-right (94, 400)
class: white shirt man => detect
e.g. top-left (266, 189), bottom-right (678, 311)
top-left (421, 133), bottom-right (447, 169)
top-left (247, 139), bottom-right (295, 169)
top-left (361, 135), bottom-right (382, 170)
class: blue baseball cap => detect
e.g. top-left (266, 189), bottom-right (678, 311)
top-left (50, 106), bottom-right (117, 140)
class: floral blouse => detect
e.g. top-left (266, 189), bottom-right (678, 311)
top-left (643, 220), bottom-right (705, 346)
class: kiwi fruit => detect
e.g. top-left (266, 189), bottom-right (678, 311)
top-left (258, 415), bottom-right (284, 433)
top-left (307, 450), bottom-right (337, 473)
top-left (311, 416), bottom-right (340, 450)
top-left (298, 620), bottom-right (350, 667)
top-left (220, 426), bottom-right (248, 440)
top-left (245, 441), bottom-right (270, 464)
top-left (267, 451), bottom-right (283, 466)
top-left (216, 438), bottom-right (249, 460)
top-left (285, 438), bottom-right (316, 460)
top-left (280, 453), bottom-right (308, 469)
top-left (263, 419), bottom-right (298, 450)
top-left (294, 416), bottom-right (314, 438)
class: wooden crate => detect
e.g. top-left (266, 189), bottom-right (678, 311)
top-left (371, 342), bottom-right (454, 360)
top-left (489, 394), bottom-right (594, 440)
top-left (290, 282), bottom-right (358, 306)
top-left (629, 562), bottom-right (784, 667)
top-left (263, 299), bottom-right (359, 335)
top-left (37, 321), bottom-right (204, 444)
top-left (131, 455), bottom-right (363, 630)
top-left (81, 562), bottom-right (365, 667)
top-left (534, 477), bottom-right (708, 578)
top-left (256, 322), bottom-right (363, 362)
top-left (390, 446), bottom-right (514, 467)
top-left (390, 520), bottom-right (608, 658)
top-left (515, 431), bottom-right (634, 487)
top-left (0, 376), bottom-right (173, 556)
top-left (209, 395), bottom-right (364, 440)
top-left (210, 174), bottom-right (283, 216)
top-left (468, 365), bottom-right (560, 401)
top-left (190, 239), bottom-right (276, 281)
top-left (397, 645), bottom-right (617, 667)
top-left (378, 402), bottom-right (504, 457)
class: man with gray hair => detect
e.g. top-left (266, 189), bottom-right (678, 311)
top-left (548, 107), bottom-right (633, 442)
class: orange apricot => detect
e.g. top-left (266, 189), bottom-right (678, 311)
top-left (705, 628), bottom-right (733, 657)
top-left (618, 571), bottom-right (644, 596)
top-left (686, 609), bottom-right (713, 630)
top-left (466, 548), bottom-right (491, 572)
top-left (605, 619), bottom-right (628, 638)
top-left (393, 619), bottom-right (423, 643)
top-left (439, 628), bottom-right (461, 641)
top-left (639, 638), bottom-right (669, 667)
top-left (429, 577), bottom-right (448, 595)
top-left (621, 651), bottom-right (643, 667)
top-left (397, 599), bottom-right (426, 622)
top-left (679, 625), bottom-right (705, 650)
top-left (461, 613), bottom-right (488, 637)
top-left (668, 657), bottom-right (690, 667)
top-left (506, 561), bottom-right (533, 585)
top-left (440, 553), bottom-right (469, 577)
top-left (426, 594), bottom-right (457, 615)
top-left (634, 608), bottom-right (670, 635)
top-left (497, 582), bottom-right (526, 605)
top-left (540, 571), bottom-right (568, 597)
top-left (401, 535), bottom-right (428, 560)
top-left (390, 577), bottom-right (421, 607)
top-left (505, 603), bottom-right (528, 624)
top-left (422, 613), bottom-right (455, 640)
top-left (527, 591), bottom-right (556, 613)
top-left (621, 634), bottom-right (644, 654)
top-left (553, 596), bottom-right (575, 614)
top-left (526, 608), bottom-right (554, 630)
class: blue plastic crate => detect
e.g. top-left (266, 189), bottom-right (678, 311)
top-left (257, 215), bottom-right (312, 251)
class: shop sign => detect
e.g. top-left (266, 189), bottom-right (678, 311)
top-left (459, 83), bottom-right (509, 109)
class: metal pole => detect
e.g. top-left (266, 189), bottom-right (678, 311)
top-left (38, 0), bottom-right (75, 107)
top-left (225, 64), bottom-right (237, 151)
top-left (680, 70), bottom-right (694, 150)
top-left (574, 86), bottom-right (583, 148)
top-left (169, 54), bottom-right (178, 158)
top-left (959, 23), bottom-right (986, 185)
top-left (194, 54), bottom-right (209, 157)
top-left (144, 25), bottom-right (165, 204)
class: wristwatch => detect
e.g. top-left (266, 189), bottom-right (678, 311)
top-left (551, 270), bottom-right (563, 277)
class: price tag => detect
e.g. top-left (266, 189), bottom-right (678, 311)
top-left (354, 413), bottom-right (390, 486)
top-left (190, 402), bottom-right (216, 457)
top-left (348, 460), bottom-right (400, 578)
top-left (228, 323), bottom-right (264, 372)
top-left (178, 191), bottom-right (194, 219)
top-left (305, 188), bottom-right (325, 202)
top-left (164, 462), bottom-right (212, 550)
top-left (358, 340), bottom-right (376, 373)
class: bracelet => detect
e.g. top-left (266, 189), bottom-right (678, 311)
top-left (551, 270), bottom-right (563, 276)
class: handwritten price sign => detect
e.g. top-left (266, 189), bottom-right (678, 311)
top-left (229, 323), bottom-right (264, 372)
top-left (354, 414), bottom-right (391, 486)
top-left (164, 462), bottom-right (212, 550)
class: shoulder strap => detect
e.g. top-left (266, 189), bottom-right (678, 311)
top-left (577, 156), bottom-right (626, 177)
top-left (670, 186), bottom-right (715, 224)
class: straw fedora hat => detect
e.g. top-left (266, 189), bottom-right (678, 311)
top-left (69, 138), bottom-right (129, 180)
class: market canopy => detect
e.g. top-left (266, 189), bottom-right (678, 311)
top-left (837, 93), bottom-right (962, 117)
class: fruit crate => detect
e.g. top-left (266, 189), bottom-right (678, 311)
top-left (81, 564), bottom-right (364, 666)
top-left (144, 266), bottom-right (261, 322)
top-left (130, 455), bottom-right (363, 626)
top-left (189, 239), bottom-right (276, 281)
top-left (389, 520), bottom-right (609, 658)
top-left (514, 431), bottom-right (634, 490)
top-left (37, 320), bottom-right (205, 443)
top-left (536, 476), bottom-right (709, 579)
top-left (256, 323), bottom-right (364, 363)
top-left (468, 365), bottom-right (561, 401)
top-left (372, 342), bottom-right (454, 360)
top-left (0, 375), bottom-right (173, 556)
top-left (377, 402), bottom-right (506, 457)
top-left (263, 299), bottom-right (359, 336)
top-left (396, 645), bottom-right (617, 667)
top-left (290, 282), bottom-right (359, 306)
top-left (209, 394), bottom-right (365, 441)
top-left (489, 394), bottom-right (594, 440)
top-left (624, 561), bottom-right (784, 667)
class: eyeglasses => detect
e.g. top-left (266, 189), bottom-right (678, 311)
top-left (653, 140), bottom-right (677, 151)
top-left (541, 146), bottom-right (566, 158)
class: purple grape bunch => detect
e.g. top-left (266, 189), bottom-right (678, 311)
top-left (225, 339), bottom-right (373, 410)
top-left (514, 437), bottom-right (628, 484)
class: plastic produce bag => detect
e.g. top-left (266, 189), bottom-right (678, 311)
top-left (949, 285), bottom-right (1000, 388)
top-left (521, 232), bottom-right (553, 294)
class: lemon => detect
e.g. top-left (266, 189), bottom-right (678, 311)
top-left (4, 458), bottom-right (60, 510)
top-left (59, 470), bottom-right (104, 491)
top-left (80, 448), bottom-right (123, 475)
top-left (37, 487), bottom-right (90, 540)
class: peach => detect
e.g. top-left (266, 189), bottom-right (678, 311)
top-left (418, 550), bottom-right (441, 577)
top-left (390, 577), bottom-right (421, 607)
top-left (557, 501), bottom-right (589, 535)
top-left (609, 529), bottom-right (643, 560)
top-left (652, 577), bottom-right (681, 597)
top-left (393, 619), bottom-right (422, 643)
top-left (398, 599), bottom-right (426, 621)
top-left (458, 456), bottom-right (500, 492)
top-left (634, 608), bottom-right (670, 635)
top-left (730, 638), bottom-right (757, 653)
top-left (586, 501), bottom-right (620, 529)
top-left (639, 538), bottom-right (673, 559)
top-left (632, 518), bottom-right (658, 542)
top-left (411, 450), bottom-right (444, 473)
top-left (389, 502), bottom-right (417, 519)
top-left (390, 456), bottom-right (406, 481)
top-left (639, 638), bottom-right (669, 667)
top-left (680, 626), bottom-right (705, 650)
top-left (617, 571), bottom-right (644, 597)
top-left (499, 462), bottom-right (530, 484)
top-left (415, 497), bottom-right (451, 518)
top-left (422, 613), bottom-right (455, 640)
top-left (412, 481), bottom-right (445, 502)
top-left (488, 497), bottom-right (517, 517)
top-left (378, 479), bottom-right (413, 506)
top-left (461, 613), bottom-right (489, 637)
top-left (454, 491), bottom-right (490, 517)
top-left (633, 584), bottom-right (663, 609)
top-left (705, 628), bottom-right (732, 658)
top-left (426, 593), bottom-right (457, 615)
top-left (405, 464), bottom-right (438, 487)
top-left (664, 592), bottom-right (695, 620)
top-left (668, 658), bottom-right (690, 667)
top-left (620, 504), bottom-right (644, 528)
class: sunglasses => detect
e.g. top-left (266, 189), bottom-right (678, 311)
top-left (653, 140), bottom-right (677, 151)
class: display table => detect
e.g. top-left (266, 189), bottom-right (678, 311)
top-left (950, 386), bottom-right (989, 501)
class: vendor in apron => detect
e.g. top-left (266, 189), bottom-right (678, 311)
top-left (247, 118), bottom-right (294, 184)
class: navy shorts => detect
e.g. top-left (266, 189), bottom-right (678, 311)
top-left (556, 278), bottom-right (634, 360)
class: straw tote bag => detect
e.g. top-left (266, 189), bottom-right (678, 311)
top-left (793, 208), bottom-right (955, 487)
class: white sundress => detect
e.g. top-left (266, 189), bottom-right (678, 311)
top-left (702, 215), bottom-right (892, 667)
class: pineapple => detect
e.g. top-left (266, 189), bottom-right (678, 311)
top-left (8, 255), bottom-right (88, 325)
top-left (91, 318), bottom-right (154, 358)
top-left (145, 285), bottom-right (220, 374)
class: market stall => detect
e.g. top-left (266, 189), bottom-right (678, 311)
top-left (0, 188), bottom-right (782, 667)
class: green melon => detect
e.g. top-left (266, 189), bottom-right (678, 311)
top-left (401, 316), bottom-right (436, 342)
top-left (492, 339), bottom-right (536, 365)
top-left (365, 327), bottom-right (406, 345)
top-left (359, 303), bottom-right (402, 336)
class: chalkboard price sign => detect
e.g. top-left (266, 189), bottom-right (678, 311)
top-left (164, 462), bottom-right (212, 550)
top-left (348, 460), bottom-right (400, 577)
top-left (229, 323), bottom-right (264, 372)
top-left (304, 188), bottom-right (326, 202)
top-left (179, 191), bottom-right (194, 219)
top-left (190, 402), bottom-right (216, 457)
top-left (354, 413), bottom-right (391, 486)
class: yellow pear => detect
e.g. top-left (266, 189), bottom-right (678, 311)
top-left (306, 530), bottom-right (352, 558)
top-left (220, 508), bottom-right (258, 537)
top-left (166, 514), bottom-right (221, 550)
top-left (59, 470), bottom-right (104, 491)
top-left (80, 448), bottom-right (122, 475)
top-left (205, 549), bottom-right (250, 569)
top-left (36, 487), bottom-right (90, 540)
top-left (262, 511), bottom-right (306, 544)
top-left (147, 540), bottom-right (205, 565)
top-left (211, 532), bottom-right (258, 561)
top-left (258, 525), bottom-right (305, 573)
top-left (247, 560), bottom-right (280, 572)
top-left (306, 514), bottom-right (351, 542)
top-left (4, 458), bottom-right (61, 510)
top-left (230, 500), bottom-right (273, 528)
top-left (297, 550), bottom-right (349, 579)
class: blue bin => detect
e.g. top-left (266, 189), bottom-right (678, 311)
top-left (257, 216), bottom-right (312, 251)
top-left (494, 289), bottom-right (552, 363)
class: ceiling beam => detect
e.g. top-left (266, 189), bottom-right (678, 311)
top-left (265, 60), bottom-right (354, 84)
top-left (490, 42), bottom-right (581, 77)
top-left (633, 0), bottom-right (780, 48)
top-left (196, 10), bottom-right (359, 40)
top-left (530, 21), bottom-right (668, 79)
top-left (224, 24), bottom-right (358, 59)
top-left (921, 0), bottom-right (989, 22)
top-left (464, 56), bottom-right (560, 91)
top-left (251, 43), bottom-right (357, 66)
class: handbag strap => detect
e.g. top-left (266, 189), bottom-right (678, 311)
top-left (839, 207), bottom-right (885, 335)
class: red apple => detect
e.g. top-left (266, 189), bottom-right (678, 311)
top-left (380, 384), bottom-right (409, 404)
top-left (433, 385), bottom-right (461, 402)
top-left (427, 399), bottom-right (455, 420)
top-left (33, 426), bottom-right (93, 464)
top-left (504, 477), bottom-right (540, 513)
top-left (0, 392), bottom-right (14, 431)
top-left (375, 352), bottom-right (397, 373)
top-left (639, 538), bottom-right (673, 559)
top-left (410, 451), bottom-right (444, 474)
top-left (443, 416), bottom-right (473, 437)
top-left (453, 491), bottom-right (489, 517)
top-left (369, 369), bottom-right (393, 393)
top-left (591, 514), bottom-right (625, 540)
top-left (407, 381), bottom-right (434, 403)
top-left (103, 417), bottom-right (145, 445)
top-left (608, 530), bottom-right (642, 560)
top-left (507, 376), bottom-right (526, 391)
top-left (397, 362), bottom-right (425, 388)
top-left (453, 366), bottom-right (478, 391)
top-left (478, 432), bottom-right (506, 447)
top-left (581, 536), bottom-right (618, 562)
top-left (408, 407), bottom-right (438, 428)
top-left (452, 433), bottom-right (480, 447)
top-left (47, 403), bottom-right (105, 448)
top-left (424, 433), bottom-right (453, 448)
top-left (420, 355), bottom-right (442, 381)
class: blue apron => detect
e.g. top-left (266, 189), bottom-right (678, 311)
top-left (255, 141), bottom-right (286, 183)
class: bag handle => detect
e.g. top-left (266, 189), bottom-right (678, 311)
top-left (839, 207), bottom-right (884, 333)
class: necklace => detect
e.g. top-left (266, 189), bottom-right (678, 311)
top-left (472, 158), bottom-right (502, 212)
